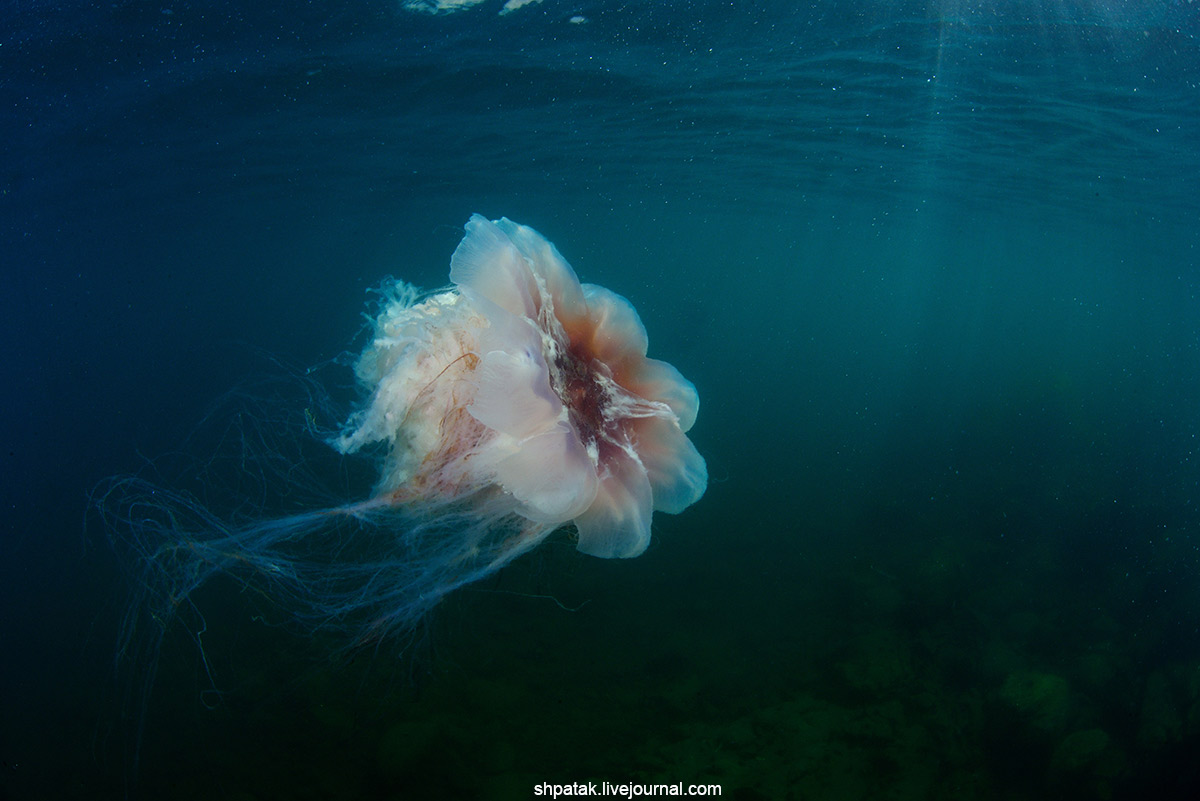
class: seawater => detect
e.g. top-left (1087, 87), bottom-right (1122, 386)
top-left (2, 1), bottom-right (1199, 798)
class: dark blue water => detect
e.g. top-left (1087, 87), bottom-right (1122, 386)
top-left (3, 1), bottom-right (1200, 799)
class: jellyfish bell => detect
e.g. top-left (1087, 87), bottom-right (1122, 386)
top-left (338, 214), bottom-right (707, 560)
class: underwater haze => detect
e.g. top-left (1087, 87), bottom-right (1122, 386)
top-left (3, 0), bottom-right (1200, 799)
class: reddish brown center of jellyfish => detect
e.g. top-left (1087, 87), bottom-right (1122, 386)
top-left (555, 340), bottom-right (619, 455)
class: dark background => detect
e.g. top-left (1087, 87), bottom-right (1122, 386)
top-left (3, 1), bottom-right (1200, 798)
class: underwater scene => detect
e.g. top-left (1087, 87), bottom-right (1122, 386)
top-left (3, 1), bottom-right (1200, 799)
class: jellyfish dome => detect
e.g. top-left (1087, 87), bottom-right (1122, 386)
top-left (98, 215), bottom-right (706, 645)
top-left (339, 214), bottom-right (707, 557)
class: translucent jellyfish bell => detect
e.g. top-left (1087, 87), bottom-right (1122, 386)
top-left (340, 214), bottom-right (707, 559)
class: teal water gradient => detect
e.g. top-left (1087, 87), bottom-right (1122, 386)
top-left (2, 1), bottom-right (1199, 798)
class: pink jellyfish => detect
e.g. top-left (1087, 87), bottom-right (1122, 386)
top-left (99, 215), bottom-right (707, 644)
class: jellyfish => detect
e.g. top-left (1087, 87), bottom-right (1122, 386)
top-left (96, 215), bottom-right (707, 648)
